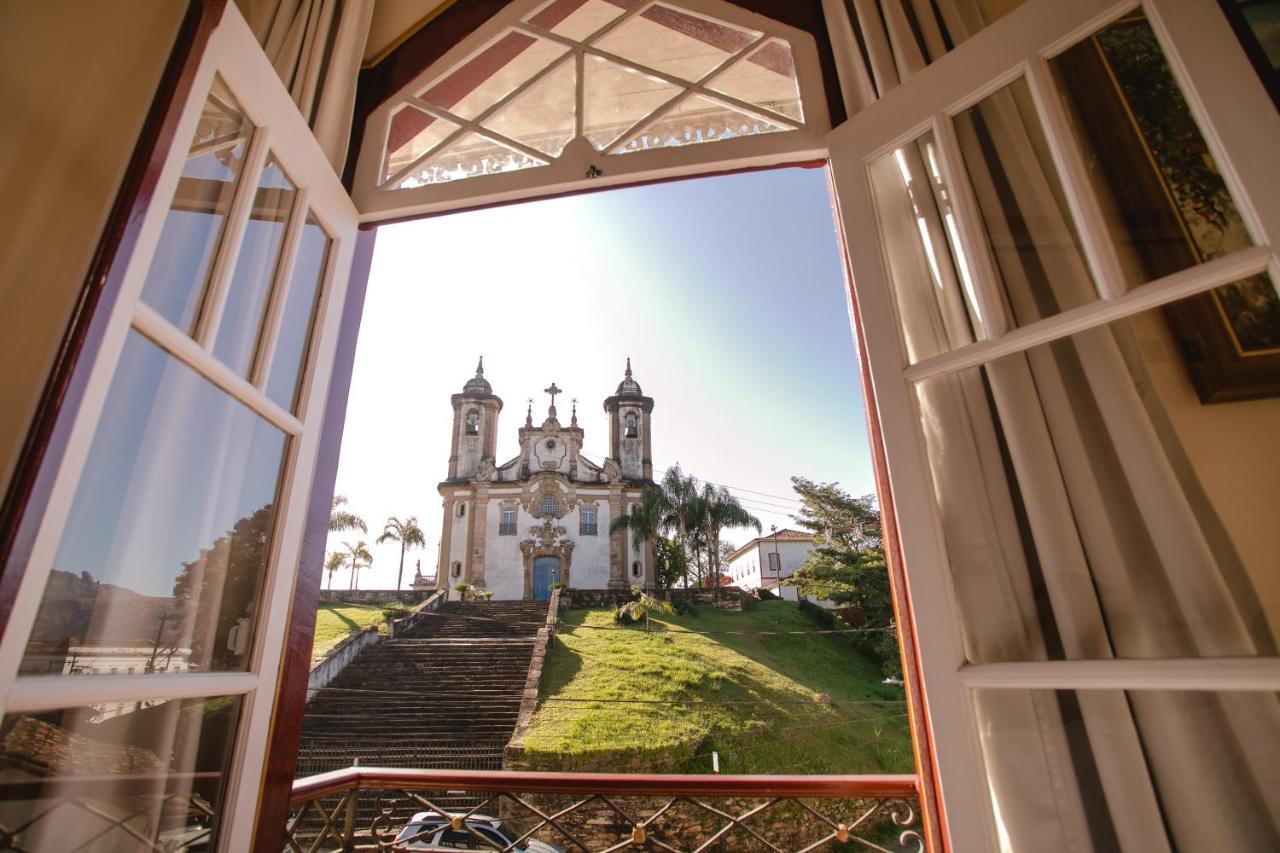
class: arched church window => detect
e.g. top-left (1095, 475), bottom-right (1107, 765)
top-left (354, 0), bottom-right (830, 217)
top-left (632, 561), bottom-right (641, 578)
top-left (624, 413), bottom-right (638, 438)
top-left (465, 410), bottom-right (479, 435)
top-left (539, 495), bottom-right (560, 517)
top-left (458, 504), bottom-right (466, 518)
top-left (451, 562), bottom-right (462, 578)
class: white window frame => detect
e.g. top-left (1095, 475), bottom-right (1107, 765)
top-left (350, 0), bottom-right (831, 223)
top-left (0, 5), bottom-right (359, 850)
top-left (825, 0), bottom-right (1280, 848)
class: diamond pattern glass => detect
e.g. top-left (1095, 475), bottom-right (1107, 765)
top-left (397, 132), bottom-right (547, 187)
top-left (613, 93), bottom-right (786, 155)
top-left (583, 55), bottom-right (681, 151)
top-left (593, 3), bottom-right (760, 82)
top-left (482, 59), bottom-right (576, 157)
top-left (419, 31), bottom-right (568, 120)
top-left (526, 0), bottom-right (642, 42)
top-left (383, 103), bottom-right (459, 182)
top-left (707, 38), bottom-right (802, 121)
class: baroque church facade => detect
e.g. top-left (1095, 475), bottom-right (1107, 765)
top-left (436, 359), bottom-right (655, 600)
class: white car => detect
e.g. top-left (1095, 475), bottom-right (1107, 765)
top-left (392, 812), bottom-right (563, 852)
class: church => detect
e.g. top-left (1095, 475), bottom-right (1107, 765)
top-left (436, 359), bottom-right (655, 600)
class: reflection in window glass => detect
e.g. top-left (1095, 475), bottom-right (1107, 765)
top-left (264, 214), bottom-right (329, 411)
top-left (212, 155), bottom-right (296, 376)
top-left (869, 133), bottom-right (982, 362)
top-left (527, 0), bottom-right (641, 42)
top-left (21, 332), bottom-right (287, 676)
top-left (706, 39), bottom-right (802, 121)
top-left (582, 55), bottom-right (682, 151)
top-left (0, 696), bottom-right (242, 852)
top-left (139, 76), bottom-right (250, 333)
top-left (382, 103), bottom-right (460, 183)
top-left (593, 3), bottom-right (760, 83)
top-left (912, 293), bottom-right (1279, 664)
top-left (974, 689), bottom-right (1280, 850)
top-left (1051, 10), bottom-right (1277, 356)
top-left (953, 76), bottom-right (1099, 324)
top-left (418, 32), bottom-right (568, 121)
top-left (397, 132), bottom-right (546, 188)
top-left (614, 93), bottom-right (787, 154)
top-left (482, 59), bottom-right (577, 157)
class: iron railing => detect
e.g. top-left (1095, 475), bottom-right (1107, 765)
top-left (288, 768), bottom-right (922, 852)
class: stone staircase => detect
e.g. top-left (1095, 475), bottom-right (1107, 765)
top-left (297, 600), bottom-right (551, 777)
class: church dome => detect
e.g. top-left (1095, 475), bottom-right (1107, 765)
top-left (615, 358), bottom-right (642, 397)
top-left (463, 357), bottom-right (492, 395)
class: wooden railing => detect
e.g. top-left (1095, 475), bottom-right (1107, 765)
top-left (288, 768), bottom-right (922, 852)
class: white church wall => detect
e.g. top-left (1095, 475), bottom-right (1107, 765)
top-left (485, 494), bottom-right (525, 600)
top-left (447, 498), bottom-right (469, 580)
top-left (571, 498), bottom-right (611, 589)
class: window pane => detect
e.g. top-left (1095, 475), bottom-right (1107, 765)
top-left (953, 76), bottom-right (1100, 323)
top-left (482, 58), bottom-right (576, 157)
top-left (973, 689), bottom-right (1280, 850)
top-left (212, 154), bottom-right (296, 376)
top-left (913, 291), bottom-right (1279, 663)
top-left (21, 332), bottom-right (287, 676)
top-left (526, 0), bottom-right (642, 42)
top-left (0, 696), bottom-right (242, 852)
top-left (592, 3), bottom-right (760, 83)
top-left (613, 93), bottom-right (789, 155)
top-left (582, 55), bottom-right (682, 151)
top-left (395, 132), bottom-right (546, 188)
top-left (383, 103), bottom-right (460, 183)
top-left (264, 213), bottom-right (330, 412)
top-left (418, 31), bottom-right (568, 121)
top-left (1051, 11), bottom-right (1257, 286)
top-left (139, 76), bottom-right (250, 333)
top-left (869, 133), bottom-right (983, 362)
top-left (707, 39), bottom-right (802, 121)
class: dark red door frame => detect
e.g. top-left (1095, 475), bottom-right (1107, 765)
top-left (0, 0), bottom-right (227, 644)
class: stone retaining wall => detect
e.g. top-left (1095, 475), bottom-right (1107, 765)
top-left (557, 587), bottom-right (746, 612)
top-left (318, 589), bottom-right (430, 606)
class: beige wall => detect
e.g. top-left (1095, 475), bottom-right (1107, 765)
top-left (0, 1), bottom-right (185, 501)
top-left (1132, 309), bottom-right (1280, 637)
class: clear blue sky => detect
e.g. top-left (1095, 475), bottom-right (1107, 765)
top-left (331, 165), bottom-right (874, 589)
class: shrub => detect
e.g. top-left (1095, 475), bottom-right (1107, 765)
top-left (756, 587), bottom-right (779, 601)
top-left (798, 598), bottom-right (838, 630)
top-left (482, 590), bottom-right (494, 600)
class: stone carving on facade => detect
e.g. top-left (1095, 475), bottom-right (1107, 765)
top-left (603, 458), bottom-right (622, 484)
top-left (476, 457), bottom-right (496, 481)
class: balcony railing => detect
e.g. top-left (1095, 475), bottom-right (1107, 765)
top-left (288, 768), bottom-right (922, 852)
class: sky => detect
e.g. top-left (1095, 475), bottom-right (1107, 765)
top-left (327, 165), bottom-right (874, 590)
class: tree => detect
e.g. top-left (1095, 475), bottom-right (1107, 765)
top-left (783, 477), bottom-right (900, 678)
top-left (652, 537), bottom-right (687, 590)
top-left (660, 466), bottom-right (704, 587)
top-left (324, 551), bottom-right (346, 591)
top-left (329, 495), bottom-right (367, 534)
top-left (345, 540), bottom-right (372, 591)
top-left (698, 484), bottom-right (760, 588)
top-left (609, 485), bottom-right (669, 585)
top-left (376, 516), bottom-right (427, 591)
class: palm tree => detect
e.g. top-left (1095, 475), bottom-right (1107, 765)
top-left (345, 540), bottom-right (372, 590)
top-left (700, 484), bottom-right (761, 588)
top-left (377, 516), bottom-right (427, 590)
top-left (329, 495), bottom-right (367, 534)
top-left (659, 465), bottom-right (703, 588)
top-left (610, 486), bottom-right (669, 585)
top-left (324, 551), bottom-right (347, 591)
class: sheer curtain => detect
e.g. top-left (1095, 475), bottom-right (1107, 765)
top-left (849, 1), bottom-right (1280, 850)
top-left (234, 0), bottom-right (374, 170)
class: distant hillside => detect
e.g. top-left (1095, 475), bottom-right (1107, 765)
top-left (515, 601), bottom-right (912, 774)
top-left (30, 570), bottom-right (174, 645)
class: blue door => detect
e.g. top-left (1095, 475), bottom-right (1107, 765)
top-left (532, 556), bottom-right (560, 600)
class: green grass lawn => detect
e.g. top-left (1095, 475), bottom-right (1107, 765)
top-left (311, 601), bottom-right (409, 663)
top-left (518, 601), bottom-right (913, 775)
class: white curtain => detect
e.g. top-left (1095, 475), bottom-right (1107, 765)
top-left (849, 1), bottom-right (1280, 850)
top-left (235, 0), bottom-right (374, 171)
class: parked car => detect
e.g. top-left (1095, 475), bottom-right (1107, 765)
top-left (392, 812), bottom-right (562, 852)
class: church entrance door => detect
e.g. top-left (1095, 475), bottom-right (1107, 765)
top-left (532, 556), bottom-right (561, 601)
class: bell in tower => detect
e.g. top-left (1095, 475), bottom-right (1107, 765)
top-left (449, 357), bottom-right (503, 480)
top-left (603, 358), bottom-right (654, 481)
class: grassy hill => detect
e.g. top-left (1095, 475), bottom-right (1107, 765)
top-left (517, 601), bottom-right (913, 775)
top-left (310, 600), bottom-right (409, 663)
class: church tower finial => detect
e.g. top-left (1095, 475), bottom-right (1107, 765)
top-left (625, 357), bottom-right (632, 378)
top-left (476, 355), bottom-right (484, 376)
top-left (571, 397), bottom-right (578, 427)
top-left (526, 398), bottom-right (533, 428)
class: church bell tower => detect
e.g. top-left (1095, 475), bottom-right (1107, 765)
top-left (603, 358), bottom-right (654, 481)
top-left (449, 357), bottom-right (502, 480)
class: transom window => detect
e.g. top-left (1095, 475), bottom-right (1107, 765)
top-left (354, 0), bottom-right (829, 218)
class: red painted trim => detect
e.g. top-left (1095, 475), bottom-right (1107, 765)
top-left (292, 768), bottom-right (919, 803)
top-left (0, 0), bottom-right (226, 644)
top-left (251, 228), bottom-right (380, 850)
top-left (828, 175), bottom-right (949, 853)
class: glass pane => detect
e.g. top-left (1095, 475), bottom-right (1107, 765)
top-left (0, 696), bottom-right (242, 852)
top-left (139, 76), bottom-right (251, 333)
top-left (21, 332), bottom-right (287, 676)
top-left (526, 0), bottom-right (642, 42)
top-left (612, 93), bottom-right (788, 155)
top-left (382, 103), bottom-right (459, 182)
top-left (1051, 11), bottom-right (1257, 285)
top-left (912, 291), bottom-right (1280, 663)
top-left (211, 154), bottom-right (296, 376)
top-left (973, 689), bottom-right (1280, 850)
top-left (582, 55), bottom-right (681, 151)
top-left (868, 133), bottom-right (982, 362)
top-left (265, 213), bottom-right (330, 412)
top-left (419, 31), bottom-right (568, 121)
top-left (395, 132), bottom-right (546, 188)
top-left (952, 76), bottom-right (1100, 325)
top-left (482, 58), bottom-right (576, 157)
top-left (593, 3), bottom-right (760, 82)
top-left (707, 39), bottom-right (802, 121)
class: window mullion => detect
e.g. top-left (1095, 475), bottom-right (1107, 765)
top-left (194, 127), bottom-right (272, 349)
top-left (575, 47), bottom-right (584, 140)
top-left (959, 658), bottom-right (1280, 691)
top-left (252, 186), bottom-right (310, 390)
top-left (133, 301), bottom-right (304, 435)
top-left (1023, 56), bottom-right (1127, 300)
top-left (901, 245), bottom-right (1273, 382)
top-left (5, 672), bottom-right (259, 714)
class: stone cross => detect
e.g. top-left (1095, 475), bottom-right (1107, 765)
top-left (544, 382), bottom-right (562, 408)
